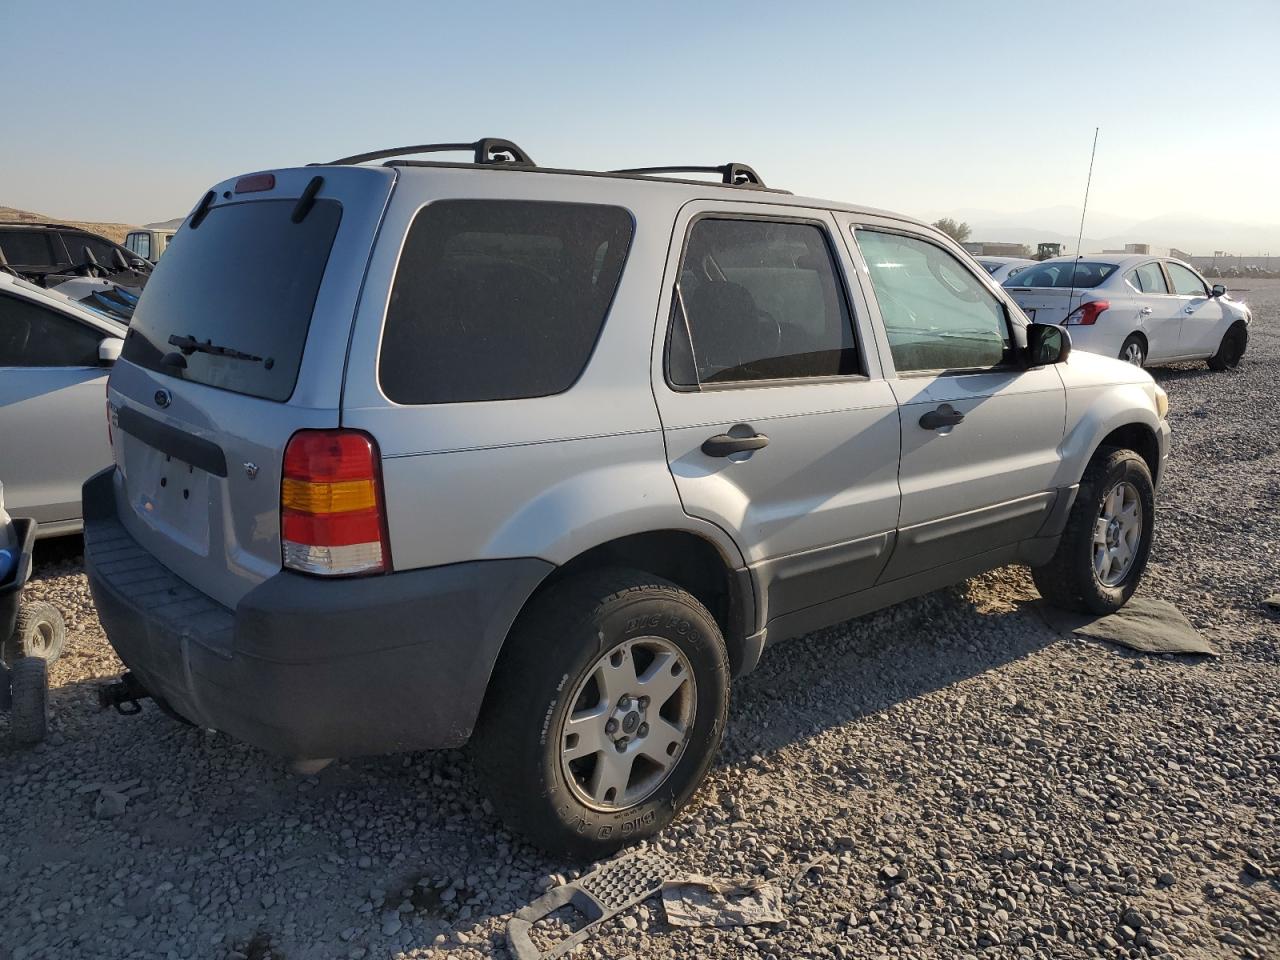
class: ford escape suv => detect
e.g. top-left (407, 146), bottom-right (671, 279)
top-left (85, 139), bottom-right (1170, 858)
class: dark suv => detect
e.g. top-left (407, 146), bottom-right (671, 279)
top-left (0, 222), bottom-right (148, 285)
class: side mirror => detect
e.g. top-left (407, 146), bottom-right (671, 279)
top-left (98, 337), bottom-right (124, 365)
top-left (1211, 283), bottom-right (1226, 298)
top-left (1026, 322), bottom-right (1071, 366)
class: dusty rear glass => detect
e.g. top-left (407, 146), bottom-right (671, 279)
top-left (379, 200), bottom-right (633, 404)
top-left (1006, 260), bottom-right (1117, 289)
top-left (122, 199), bottom-right (342, 401)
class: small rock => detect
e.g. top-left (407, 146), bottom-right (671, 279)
top-left (93, 790), bottom-right (128, 819)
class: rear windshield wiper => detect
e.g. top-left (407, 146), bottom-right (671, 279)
top-left (167, 334), bottom-right (274, 369)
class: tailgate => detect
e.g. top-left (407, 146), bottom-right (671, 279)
top-left (106, 166), bottom-right (395, 609)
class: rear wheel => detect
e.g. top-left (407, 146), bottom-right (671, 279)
top-left (1119, 335), bottom-right (1146, 368)
top-left (1207, 323), bottom-right (1247, 371)
top-left (473, 569), bottom-right (730, 859)
top-left (1032, 447), bottom-right (1155, 614)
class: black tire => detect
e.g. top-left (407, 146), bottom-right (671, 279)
top-left (1207, 323), bottom-right (1247, 371)
top-left (1119, 335), bottom-right (1146, 368)
top-left (472, 569), bottom-right (730, 860)
top-left (3, 601), bottom-right (66, 665)
top-left (10, 656), bottom-right (48, 745)
top-left (1032, 447), bottom-right (1155, 615)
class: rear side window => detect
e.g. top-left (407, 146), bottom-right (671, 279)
top-left (123, 199), bottom-right (342, 402)
top-left (0, 231), bottom-right (56, 267)
top-left (1009, 260), bottom-right (1117, 288)
top-left (0, 295), bottom-right (102, 367)
top-left (668, 218), bottom-right (858, 386)
top-left (1127, 262), bottom-right (1168, 294)
top-left (380, 200), bottom-right (633, 404)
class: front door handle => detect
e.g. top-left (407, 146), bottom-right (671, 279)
top-left (919, 403), bottom-right (965, 430)
top-left (701, 431), bottom-right (770, 458)
top-left (1139, 306), bottom-right (1153, 316)
top-left (1184, 305), bottom-right (1196, 314)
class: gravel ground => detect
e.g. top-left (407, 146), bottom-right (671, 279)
top-left (2, 281), bottom-right (1278, 960)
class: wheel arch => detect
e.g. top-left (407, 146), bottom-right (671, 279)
top-left (508, 529), bottom-right (759, 677)
top-left (1091, 422), bottom-right (1161, 483)
top-left (1122, 330), bottom-right (1148, 359)
top-left (1059, 384), bottom-right (1166, 491)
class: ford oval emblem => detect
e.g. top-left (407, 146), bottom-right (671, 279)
top-left (154, 389), bottom-right (171, 408)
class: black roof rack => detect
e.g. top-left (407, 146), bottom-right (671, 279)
top-left (318, 140), bottom-right (778, 191)
top-left (324, 138), bottom-right (534, 167)
top-left (0, 220), bottom-right (80, 230)
top-left (610, 163), bottom-right (766, 188)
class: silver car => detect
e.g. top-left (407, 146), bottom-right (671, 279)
top-left (0, 272), bottom-right (125, 535)
top-left (1004, 254), bottom-right (1251, 369)
top-left (84, 140), bottom-right (1171, 857)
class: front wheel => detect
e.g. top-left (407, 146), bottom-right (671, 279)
top-left (472, 569), bottom-right (730, 859)
top-left (1207, 324), bottom-right (1247, 371)
top-left (1032, 447), bottom-right (1155, 614)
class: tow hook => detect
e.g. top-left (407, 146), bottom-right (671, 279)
top-left (97, 672), bottom-right (150, 715)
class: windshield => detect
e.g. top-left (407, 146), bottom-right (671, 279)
top-left (122, 199), bottom-right (341, 401)
top-left (1006, 260), bottom-right (1117, 288)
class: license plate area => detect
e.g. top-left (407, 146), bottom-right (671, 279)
top-left (122, 437), bottom-right (211, 555)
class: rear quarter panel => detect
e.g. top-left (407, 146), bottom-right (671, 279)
top-left (341, 168), bottom-right (746, 572)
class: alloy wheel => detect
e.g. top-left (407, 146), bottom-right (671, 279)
top-left (1093, 480), bottom-right (1143, 587)
top-left (559, 637), bottom-right (697, 810)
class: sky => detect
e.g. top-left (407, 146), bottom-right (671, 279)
top-left (4, 0), bottom-right (1279, 247)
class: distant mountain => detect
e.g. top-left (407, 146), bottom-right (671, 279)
top-left (927, 207), bottom-right (1280, 256)
top-left (0, 205), bottom-right (137, 244)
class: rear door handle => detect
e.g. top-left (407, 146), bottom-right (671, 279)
top-left (919, 403), bottom-right (965, 430)
top-left (701, 431), bottom-right (769, 458)
top-left (1184, 305), bottom-right (1196, 314)
top-left (1139, 306), bottom-right (1153, 316)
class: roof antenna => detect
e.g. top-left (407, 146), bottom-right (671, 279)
top-left (1066, 126), bottom-right (1099, 313)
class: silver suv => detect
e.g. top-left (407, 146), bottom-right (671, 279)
top-left (85, 139), bottom-right (1170, 858)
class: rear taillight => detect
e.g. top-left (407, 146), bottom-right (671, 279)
top-left (281, 430), bottom-right (390, 576)
top-left (1065, 299), bottom-right (1110, 326)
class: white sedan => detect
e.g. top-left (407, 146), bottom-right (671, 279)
top-left (976, 256), bottom-right (1035, 283)
top-left (1003, 254), bottom-right (1252, 369)
top-left (0, 271), bottom-right (126, 536)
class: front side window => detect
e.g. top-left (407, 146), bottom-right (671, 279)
top-left (59, 233), bottom-right (120, 268)
top-left (668, 218), bottom-right (858, 386)
top-left (0, 295), bottom-right (102, 367)
top-left (127, 233), bottom-right (151, 260)
top-left (1127, 262), bottom-right (1168, 294)
top-left (380, 200), bottom-right (634, 404)
top-left (855, 228), bottom-right (1011, 373)
top-left (1166, 262), bottom-right (1208, 297)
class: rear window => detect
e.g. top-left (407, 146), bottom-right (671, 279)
top-left (1007, 260), bottom-right (1117, 288)
top-left (122, 199), bottom-right (342, 401)
top-left (379, 200), bottom-right (633, 405)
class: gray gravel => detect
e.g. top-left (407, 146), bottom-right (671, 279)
top-left (3, 281), bottom-right (1278, 960)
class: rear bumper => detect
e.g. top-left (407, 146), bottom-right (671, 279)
top-left (82, 468), bottom-right (552, 759)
